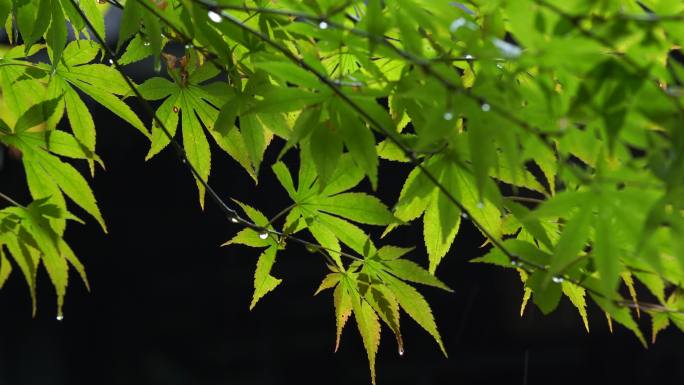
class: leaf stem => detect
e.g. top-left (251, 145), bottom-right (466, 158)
top-left (267, 203), bottom-right (297, 227)
top-left (505, 196), bottom-right (545, 204)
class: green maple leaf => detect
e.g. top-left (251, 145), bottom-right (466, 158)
top-left (0, 198), bottom-right (87, 317)
top-left (272, 151), bottom-right (396, 267)
top-left (36, 41), bottom-right (149, 169)
top-left (389, 155), bottom-right (502, 273)
top-left (221, 200), bottom-right (282, 309)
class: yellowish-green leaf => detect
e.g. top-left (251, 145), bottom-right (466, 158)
top-left (562, 281), bottom-right (590, 332)
top-left (315, 273), bottom-right (342, 295)
top-left (349, 281), bottom-right (381, 385)
top-left (651, 312), bottom-right (669, 344)
top-left (383, 273), bottom-right (446, 356)
top-left (250, 246), bottom-right (281, 310)
top-left (333, 280), bottom-right (353, 352)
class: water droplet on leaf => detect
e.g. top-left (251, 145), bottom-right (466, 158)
top-left (476, 201), bottom-right (484, 209)
top-left (552, 276), bottom-right (564, 284)
top-left (259, 233), bottom-right (269, 240)
top-left (208, 10), bottom-right (222, 23)
top-left (481, 103), bottom-right (491, 112)
top-left (319, 21), bottom-right (329, 30)
top-left (492, 38), bottom-right (522, 58)
top-left (443, 112), bottom-right (453, 121)
top-left (449, 17), bottom-right (466, 33)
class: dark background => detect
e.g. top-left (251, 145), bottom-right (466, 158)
top-left (2, 11), bottom-right (684, 385)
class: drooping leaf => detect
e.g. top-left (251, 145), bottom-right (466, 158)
top-left (349, 278), bottom-right (381, 385)
top-left (383, 273), bottom-right (446, 356)
top-left (250, 246), bottom-right (281, 310)
top-left (562, 281), bottom-right (590, 332)
top-left (333, 278), bottom-right (353, 352)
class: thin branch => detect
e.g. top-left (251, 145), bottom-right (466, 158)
top-left (67, 0), bottom-right (363, 267)
top-left (185, 1), bottom-right (683, 314)
top-left (267, 203), bottom-right (297, 227)
top-left (0, 191), bottom-right (25, 208)
top-left (505, 196), bottom-right (545, 204)
top-left (66, 0), bottom-right (680, 314)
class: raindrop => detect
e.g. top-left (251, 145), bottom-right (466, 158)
top-left (143, 41), bottom-right (151, 47)
top-left (230, 217), bottom-right (239, 224)
top-left (449, 17), bottom-right (466, 33)
top-left (398, 347), bottom-right (404, 356)
top-left (496, 63), bottom-right (504, 69)
top-left (476, 201), bottom-right (484, 209)
top-left (108, 58), bottom-right (114, 65)
top-left (443, 112), bottom-right (454, 121)
top-left (208, 10), bottom-right (222, 23)
top-left (552, 276), bottom-right (564, 284)
top-left (259, 232), bottom-right (269, 240)
top-left (56, 315), bottom-right (64, 321)
top-left (319, 21), bottom-right (329, 30)
top-left (464, 54), bottom-right (474, 60)
top-left (511, 260), bottom-right (521, 267)
top-left (481, 103), bottom-right (491, 112)
top-left (492, 38), bottom-right (522, 58)
top-left (461, 212), bottom-right (469, 219)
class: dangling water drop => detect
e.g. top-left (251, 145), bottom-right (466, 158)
top-left (230, 217), bottom-right (239, 224)
top-left (443, 112), bottom-right (454, 121)
top-left (481, 103), bottom-right (491, 112)
top-left (552, 276), bottom-right (564, 284)
top-left (56, 315), bottom-right (64, 321)
top-left (449, 18), bottom-right (466, 33)
top-left (259, 232), bottom-right (269, 240)
top-left (319, 21), bottom-right (329, 30)
top-left (464, 54), bottom-right (474, 60)
top-left (208, 10), bottom-right (222, 23)
top-left (398, 347), bottom-right (404, 356)
top-left (108, 58), bottom-right (114, 65)
top-left (492, 38), bottom-right (522, 58)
